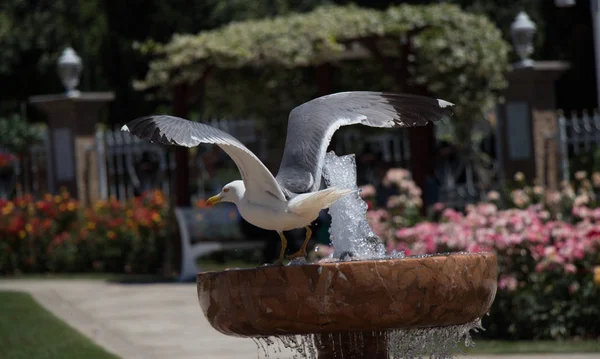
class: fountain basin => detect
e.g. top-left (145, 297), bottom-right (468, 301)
top-left (197, 252), bottom-right (497, 337)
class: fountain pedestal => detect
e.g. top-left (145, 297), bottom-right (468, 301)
top-left (197, 252), bottom-right (497, 358)
top-left (315, 331), bottom-right (388, 359)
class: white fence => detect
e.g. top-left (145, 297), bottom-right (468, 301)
top-left (558, 111), bottom-right (600, 181)
top-left (89, 118), bottom-right (267, 201)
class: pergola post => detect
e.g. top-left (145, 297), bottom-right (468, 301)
top-left (316, 63), bottom-right (334, 150)
top-left (408, 124), bottom-right (435, 212)
top-left (399, 35), bottom-right (434, 213)
top-left (172, 84), bottom-right (191, 207)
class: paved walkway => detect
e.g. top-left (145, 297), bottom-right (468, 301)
top-left (0, 279), bottom-right (597, 359)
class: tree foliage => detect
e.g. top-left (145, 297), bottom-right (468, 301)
top-left (135, 4), bottom-right (510, 130)
top-left (0, 114), bottom-right (46, 155)
top-left (0, 0), bottom-right (106, 111)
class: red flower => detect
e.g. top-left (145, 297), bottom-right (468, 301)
top-left (8, 216), bottom-right (25, 234)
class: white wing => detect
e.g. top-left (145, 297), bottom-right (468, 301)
top-left (275, 91), bottom-right (454, 194)
top-left (122, 116), bottom-right (286, 203)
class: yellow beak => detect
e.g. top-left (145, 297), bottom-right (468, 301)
top-left (206, 194), bottom-right (222, 206)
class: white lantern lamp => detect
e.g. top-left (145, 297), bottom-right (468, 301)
top-left (57, 47), bottom-right (83, 97)
top-left (511, 12), bottom-right (537, 68)
top-left (554, 0), bottom-right (576, 7)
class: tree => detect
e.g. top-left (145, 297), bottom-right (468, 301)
top-left (0, 1), bottom-right (106, 115)
top-left (0, 0), bottom-right (330, 121)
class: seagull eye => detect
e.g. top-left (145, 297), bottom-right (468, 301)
top-left (223, 188), bottom-right (229, 193)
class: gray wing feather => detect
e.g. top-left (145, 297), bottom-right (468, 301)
top-left (275, 91), bottom-right (454, 194)
top-left (122, 116), bottom-right (286, 202)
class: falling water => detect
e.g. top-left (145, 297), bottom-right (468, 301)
top-left (253, 319), bottom-right (483, 359)
top-left (253, 152), bottom-right (486, 358)
top-left (322, 151), bottom-right (387, 259)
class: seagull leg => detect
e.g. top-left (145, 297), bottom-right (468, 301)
top-left (287, 226), bottom-right (312, 260)
top-left (274, 231), bottom-right (287, 266)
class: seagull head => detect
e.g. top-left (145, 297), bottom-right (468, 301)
top-left (206, 180), bottom-right (245, 206)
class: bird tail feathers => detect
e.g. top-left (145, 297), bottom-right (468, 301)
top-left (289, 187), bottom-right (355, 216)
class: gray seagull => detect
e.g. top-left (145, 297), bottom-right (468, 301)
top-left (122, 91), bottom-right (454, 264)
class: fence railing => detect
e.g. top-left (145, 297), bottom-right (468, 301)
top-left (91, 118), bottom-right (267, 201)
top-left (91, 127), bottom-right (175, 201)
top-left (558, 111), bottom-right (600, 181)
top-left (5, 117), bottom-right (502, 211)
top-left (0, 131), bottom-right (52, 199)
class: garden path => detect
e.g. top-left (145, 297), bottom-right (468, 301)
top-left (0, 279), bottom-right (597, 359)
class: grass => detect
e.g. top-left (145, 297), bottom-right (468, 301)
top-left (0, 291), bottom-right (119, 359)
top-left (462, 339), bottom-right (600, 354)
top-left (0, 273), bottom-right (178, 284)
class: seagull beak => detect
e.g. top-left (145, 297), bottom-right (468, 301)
top-left (206, 194), bottom-right (222, 206)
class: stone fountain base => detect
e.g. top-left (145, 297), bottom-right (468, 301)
top-left (197, 252), bottom-right (497, 358)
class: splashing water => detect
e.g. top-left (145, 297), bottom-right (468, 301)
top-left (322, 151), bottom-right (387, 260)
top-left (253, 319), bottom-right (483, 359)
top-left (251, 152), bottom-right (488, 359)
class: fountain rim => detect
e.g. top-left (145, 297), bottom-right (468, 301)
top-left (196, 250), bottom-right (498, 337)
top-left (196, 251), bottom-right (495, 278)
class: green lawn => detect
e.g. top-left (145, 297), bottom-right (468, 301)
top-left (1, 273), bottom-right (177, 283)
top-left (462, 339), bottom-right (600, 354)
top-left (0, 291), bottom-right (119, 359)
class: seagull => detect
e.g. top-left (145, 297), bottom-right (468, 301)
top-left (121, 91), bottom-right (453, 264)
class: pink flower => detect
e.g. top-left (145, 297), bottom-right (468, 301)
top-left (383, 168), bottom-right (410, 186)
top-left (532, 186), bottom-right (544, 196)
top-left (433, 202), bottom-right (446, 212)
top-left (487, 191), bottom-right (500, 201)
top-left (511, 189), bottom-right (530, 208)
top-left (592, 172), bottom-right (600, 187)
top-left (498, 275), bottom-right (518, 292)
top-left (564, 263), bottom-right (577, 274)
top-left (573, 195), bottom-right (590, 207)
top-left (575, 171), bottom-right (587, 181)
top-left (359, 184), bottom-right (376, 198)
top-left (514, 172), bottom-right (525, 182)
top-left (569, 282), bottom-right (580, 294)
top-left (535, 262), bottom-right (547, 273)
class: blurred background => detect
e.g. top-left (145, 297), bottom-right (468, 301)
top-left (1, 0), bottom-right (600, 352)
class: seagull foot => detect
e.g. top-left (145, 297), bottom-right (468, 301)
top-left (286, 250), bottom-right (307, 261)
top-left (287, 257), bottom-right (307, 266)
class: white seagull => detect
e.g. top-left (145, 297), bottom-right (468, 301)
top-left (122, 91), bottom-right (453, 264)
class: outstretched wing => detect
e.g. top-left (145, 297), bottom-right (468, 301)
top-left (122, 116), bottom-right (286, 203)
top-left (275, 91), bottom-right (454, 193)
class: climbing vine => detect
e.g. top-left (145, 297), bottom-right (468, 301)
top-left (134, 4), bottom-right (510, 130)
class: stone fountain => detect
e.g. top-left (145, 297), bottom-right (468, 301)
top-left (197, 153), bottom-right (498, 358)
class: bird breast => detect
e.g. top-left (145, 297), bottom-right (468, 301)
top-left (237, 200), bottom-right (314, 232)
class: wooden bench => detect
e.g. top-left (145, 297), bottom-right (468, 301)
top-left (174, 205), bottom-right (265, 281)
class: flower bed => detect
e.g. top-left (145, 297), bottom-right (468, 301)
top-left (316, 169), bottom-right (600, 340)
top-left (0, 190), bottom-right (173, 275)
top-left (394, 203), bottom-right (600, 339)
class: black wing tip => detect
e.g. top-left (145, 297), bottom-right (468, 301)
top-left (380, 92), bottom-right (455, 126)
top-left (121, 115), bottom-right (158, 131)
top-left (380, 92), bottom-right (454, 107)
top-left (120, 116), bottom-right (173, 145)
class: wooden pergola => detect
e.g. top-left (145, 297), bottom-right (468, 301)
top-left (134, 4), bottom-right (509, 208)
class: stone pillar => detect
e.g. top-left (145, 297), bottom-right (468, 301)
top-left (28, 93), bottom-right (114, 204)
top-left (497, 61), bottom-right (569, 188)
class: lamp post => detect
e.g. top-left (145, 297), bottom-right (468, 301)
top-left (511, 12), bottom-right (537, 68)
top-left (554, 0), bottom-right (600, 108)
top-left (57, 47), bottom-right (83, 97)
top-left (30, 46), bottom-right (114, 203)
